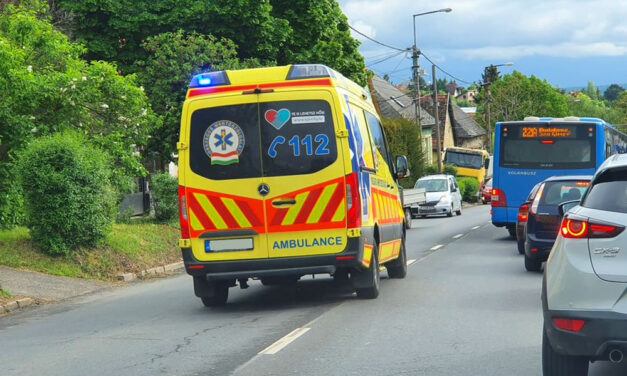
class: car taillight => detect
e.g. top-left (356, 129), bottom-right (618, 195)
top-left (346, 173), bottom-right (362, 228)
top-left (553, 318), bottom-right (585, 333)
top-left (530, 183), bottom-right (544, 215)
top-left (560, 217), bottom-right (624, 239)
top-left (179, 186), bottom-right (190, 239)
top-left (491, 188), bottom-right (507, 207)
top-left (518, 204), bottom-right (529, 222)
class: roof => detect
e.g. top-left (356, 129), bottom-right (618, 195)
top-left (597, 153), bottom-right (627, 173)
top-left (449, 102), bottom-right (487, 139)
top-left (419, 94), bottom-right (449, 150)
top-left (368, 76), bottom-right (435, 125)
top-left (544, 175), bottom-right (593, 182)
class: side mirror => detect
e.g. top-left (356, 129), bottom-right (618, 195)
top-left (396, 155), bottom-right (410, 179)
top-left (484, 158), bottom-right (490, 169)
top-left (558, 200), bottom-right (580, 217)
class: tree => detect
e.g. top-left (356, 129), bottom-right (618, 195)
top-left (0, 1), bottom-right (156, 226)
top-left (482, 65), bottom-right (500, 85)
top-left (582, 81), bottom-right (600, 100)
top-left (476, 71), bottom-right (568, 125)
top-left (136, 31), bottom-right (257, 163)
top-left (381, 117), bottom-right (425, 187)
top-left (270, 0), bottom-right (367, 85)
top-left (604, 84), bottom-right (625, 102)
top-left (566, 93), bottom-right (625, 124)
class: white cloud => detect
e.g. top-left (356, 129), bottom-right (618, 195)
top-left (339, 0), bottom-right (627, 60)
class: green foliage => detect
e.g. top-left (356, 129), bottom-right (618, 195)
top-left (582, 81), bottom-right (601, 101)
top-left (137, 30), bottom-right (253, 161)
top-left (443, 164), bottom-right (458, 177)
top-left (457, 177), bottom-right (479, 202)
top-left (271, 0), bottom-right (368, 85)
top-left (150, 172), bottom-right (179, 221)
top-left (381, 118), bottom-right (425, 188)
top-left (16, 132), bottom-right (116, 256)
top-left (482, 65), bottom-right (501, 85)
top-left (0, 2), bottom-right (156, 222)
top-left (566, 93), bottom-right (626, 125)
top-left (425, 165), bottom-right (438, 175)
top-left (605, 84), bottom-right (625, 102)
top-left (477, 71), bottom-right (568, 125)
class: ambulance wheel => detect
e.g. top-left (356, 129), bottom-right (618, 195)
top-left (354, 244), bottom-right (380, 299)
top-left (386, 235), bottom-right (407, 279)
top-left (404, 208), bottom-right (412, 229)
top-left (199, 281), bottom-right (229, 307)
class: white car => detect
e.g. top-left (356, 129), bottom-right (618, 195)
top-left (542, 153), bottom-right (627, 376)
top-left (411, 174), bottom-right (463, 218)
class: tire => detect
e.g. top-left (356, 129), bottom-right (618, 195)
top-left (456, 203), bottom-right (462, 216)
top-left (447, 206), bottom-right (453, 217)
top-left (517, 237), bottom-right (525, 255)
top-left (404, 208), bottom-right (412, 229)
top-left (200, 281), bottom-right (229, 307)
top-left (542, 327), bottom-right (589, 376)
top-left (507, 227), bottom-right (517, 238)
top-left (386, 235), bottom-right (407, 279)
top-left (524, 253), bottom-right (542, 272)
top-left (355, 243), bottom-right (380, 299)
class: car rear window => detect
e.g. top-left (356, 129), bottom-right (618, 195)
top-left (189, 103), bottom-right (262, 181)
top-left (582, 170), bottom-right (627, 213)
top-left (540, 181), bottom-right (589, 205)
top-left (260, 100), bottom-right (337, 177)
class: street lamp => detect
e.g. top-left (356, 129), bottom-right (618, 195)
top-left (411, 7), bottom-right (452, 168)
top-left (483, 62), bottom-right (514, 152)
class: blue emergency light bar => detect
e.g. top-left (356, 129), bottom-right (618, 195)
top-left (287, 64), bottom-right (335, 80)
top-left (189, 71), bottom-right (230, 88)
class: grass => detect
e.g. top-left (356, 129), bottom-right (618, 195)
top-left (0, 221), bottom-right (181, 281)
top-left (0, 283), bottom-right (12, 305)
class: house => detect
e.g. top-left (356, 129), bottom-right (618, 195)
top-left (456, 89), bottom-right (478, 104)
top-left (449, 102), bottom-right (487, 149)
top-left (420, 94), bottom-right (455, 164)
top-left (368, 75), bottom-right (437, 165)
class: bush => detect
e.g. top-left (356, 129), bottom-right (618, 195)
top-left (425, 165), bottom-right (438, 175)
top-left (17, 132), bottom-right (116, 256)
top-left (458, 177), bottom-right (479, 202)
top-left (443, 164), bottom-right (458, 177)
top-left (381, 118), bottom-right (426, 188)
top-left (151, 172), bottom-right (179, 221)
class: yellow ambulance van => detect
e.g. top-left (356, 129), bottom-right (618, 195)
top-left (177, 64), bottom-right (409, 306)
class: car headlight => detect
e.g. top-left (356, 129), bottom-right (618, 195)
top-left (438, 195), bottom-right (450, 204)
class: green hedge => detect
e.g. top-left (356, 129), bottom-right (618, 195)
top-left (17, 132), bottom-right (116, 256)
top-left (381, 118), bottom-right (426, 188)
top-left (424, 164), bottom-right (457, 176)
top-left (151, 172), bottom-right (179, 221)
top-left (458, 177), bottom-right (479, 202)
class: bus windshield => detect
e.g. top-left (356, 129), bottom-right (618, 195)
top-left (445, 151), bottom-right (483, 169)
top-left (499, 124), bottom-right (595, 169)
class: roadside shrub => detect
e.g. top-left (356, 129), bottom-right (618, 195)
top-left (0, 171), bottom-right (24, 229)
top-left (425, 165), bottom-right (438, 175)
top-left (458, 177), bottom-right (479, 202)
top-left (17, 132), bottom-right (116, 256)
top-left (443, 164), bottom-right (458, 177)
top-left (151, 172), bottom-right (178, 221)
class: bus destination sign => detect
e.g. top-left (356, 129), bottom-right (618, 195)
top-left (521, 126), bottom-right (576, 139)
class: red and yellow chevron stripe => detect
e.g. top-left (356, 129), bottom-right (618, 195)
top-left (185, 188), bottom-right (265, 238)
top-left (372, 188), bottom-right (403, 225)
top-left (267, 177), bottom-right (346, 233)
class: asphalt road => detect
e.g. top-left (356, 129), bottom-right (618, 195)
top-left (2, 204), bottom-right (626, 376)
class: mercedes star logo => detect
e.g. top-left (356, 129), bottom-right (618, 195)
top-left (258, 184), bottom-right (270, 196)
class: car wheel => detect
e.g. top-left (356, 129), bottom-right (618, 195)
top-left (517, 237), bottom-right (525, 255)
top-left (200, 281), bottom-right (229, 307)
top-left (542, 327), bottom-right (589, 376)
top-left (524, 253), bottom-right (542, 272)
top-left (404, 208), bottom-right (412, 229)
top-left (386, 235), bottom-right (407, 279)
top-left (355, 243), bottom-right (380, 299)
top-left (456, 204), bottom-right (462, 216)
top-left (447, 205), bottom-right (453, 217)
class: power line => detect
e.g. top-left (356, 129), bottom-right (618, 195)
top-left (348, 24), bottom-right (409, 52)
top-left (420, 52), bottom-right (473, 85)
top-left (366, 50), bottom-right (406, 67)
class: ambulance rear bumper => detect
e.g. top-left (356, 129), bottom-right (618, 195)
top-left (182, 237), bottom-right (365, 280)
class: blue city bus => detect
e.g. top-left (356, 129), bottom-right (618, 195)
top-left (491, 117), bottom-right (627, 236)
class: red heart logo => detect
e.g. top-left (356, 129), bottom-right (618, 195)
top-left (265, 110), bottom-right (278, 124)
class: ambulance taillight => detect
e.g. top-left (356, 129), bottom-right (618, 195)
top-left (179, 186), bottom-right (190, 239)
top-left (346, 173), bottom-right (362, 228)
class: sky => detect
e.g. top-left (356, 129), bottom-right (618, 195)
top-left (338, 0), bottom-right (627, 90)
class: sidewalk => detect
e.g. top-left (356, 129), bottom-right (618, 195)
top-left (0, 266), bottom-right (114, 303)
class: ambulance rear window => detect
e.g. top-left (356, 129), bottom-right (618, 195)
top-left (261, 100), bottom-right (337, 177)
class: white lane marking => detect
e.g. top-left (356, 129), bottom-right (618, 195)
top-left (406, 258), bottom-right (416, 266)
top-left (472, 225), bottom-right (480, 230)
top-left (259, 327), bottom-right (311, 355)
top-left (430, 244), bottom-right (444, 251)
top-left (453, 233), bottom-right (464, 239)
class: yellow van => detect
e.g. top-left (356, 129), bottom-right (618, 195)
top-left (177, 64), bottom-right (409, 306)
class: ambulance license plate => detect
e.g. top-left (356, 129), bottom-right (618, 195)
top-left (205, 238), bottom-right (254, 253)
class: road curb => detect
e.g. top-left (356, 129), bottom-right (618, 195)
top-left (1, 297), bottom-right (35, 316)
top-left (117, 261), bottom-right (184, 282)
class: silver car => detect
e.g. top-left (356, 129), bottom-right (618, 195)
top-left (542, 153), bottom-right (627, 376)
top-left (412, 174), bottom-right (463, 218)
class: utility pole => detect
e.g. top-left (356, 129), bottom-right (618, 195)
top-left (432, 64), bottom-right (442, 172)
top-left (412, 43), bottom-right (422, 160)
top-left (485, 82), bottom-right (492, 152)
